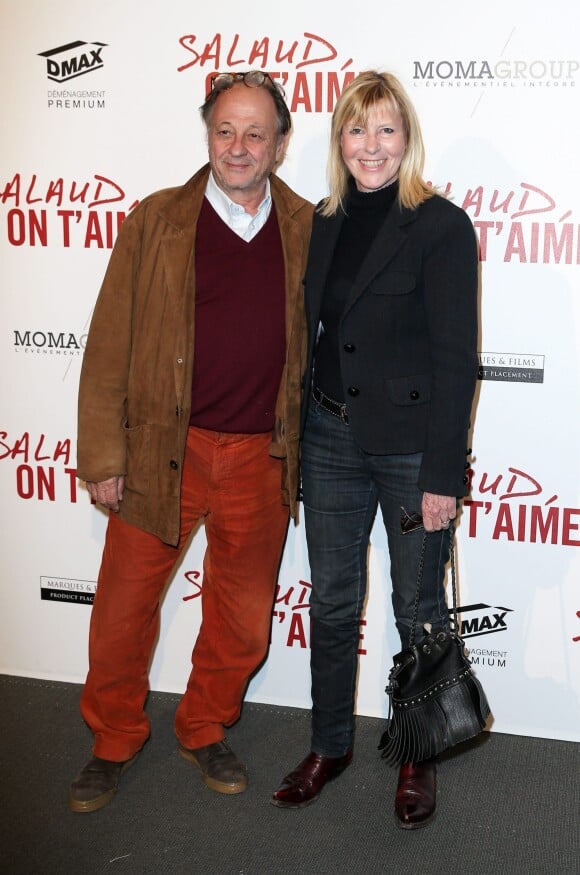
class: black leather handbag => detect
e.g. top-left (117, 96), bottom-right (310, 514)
top-left (379, 524), bottom-right (491, 765)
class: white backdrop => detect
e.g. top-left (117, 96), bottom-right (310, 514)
top-left (1, 0), bottom-right (579, 742)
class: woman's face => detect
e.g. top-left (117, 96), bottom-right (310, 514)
top-left (340, 101), bottom-right (406, 192)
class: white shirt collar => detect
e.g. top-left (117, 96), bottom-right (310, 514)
top-left (204, 172), bottom-right (272, 241)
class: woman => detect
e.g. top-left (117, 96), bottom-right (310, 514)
top-left (271, 71), bottom-right (479, 828)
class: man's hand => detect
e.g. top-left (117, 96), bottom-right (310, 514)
top-left (86, 476), bottom-right (125, 512)
top-left (421, 492), bottom-right (456, 532)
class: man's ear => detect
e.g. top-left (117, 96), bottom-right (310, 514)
top-left (274, 133), bottom-right (290, 167)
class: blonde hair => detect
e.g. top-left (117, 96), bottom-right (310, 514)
top-left (321, 70), bottom-right (435, 217)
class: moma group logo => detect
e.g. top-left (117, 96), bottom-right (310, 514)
top-left (412, 58), bottom-right (579, 88)
top-left (13, 329), bottom-right (87, 356)
top-left (38, 40), bottom-right (107, 82)
top-left (478, 352), bottom-right (545, 383)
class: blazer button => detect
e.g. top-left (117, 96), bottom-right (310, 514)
top-left (410, 390), bottom-right (420, 400)
top-left (170, 460), bottom-right (179, 470)
top-left (347, 386), bottom-right (359, 396)
top-left (343, 343), bottom-right (356, 353)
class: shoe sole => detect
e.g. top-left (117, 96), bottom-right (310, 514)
top-left (270, 793), bottom-right (321, 809)
top-left (178, 746), bottom-right (247, 795)
top-left (68, 753), bottom-right (140, 814)
top-left (394, 809), bottom-right (437, 830)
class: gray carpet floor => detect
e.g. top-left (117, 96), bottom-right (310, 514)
top-left (1, 674), bottom-right (578, 875)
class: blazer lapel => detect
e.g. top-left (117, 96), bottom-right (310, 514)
top-left (306, 210), bottom-right (345, 331)
top-left (275, 201), bottom-right (305, 347)
top-left (343, 202), bottom-right (417, 317)
top-left (159, 169), bottom-right (208, 311)
top-left (158, 168), bottom-right (208, 400)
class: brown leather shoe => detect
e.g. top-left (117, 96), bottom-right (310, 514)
top-left (69, 753), bottom-right (140, 813)
top-left (271, 750), bottom-right (353, 808)
top-left (179, 740), bottom-right (247, 794)
top-left (394, 759), bottom-right (437, 829)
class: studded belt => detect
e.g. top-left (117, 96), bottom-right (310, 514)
top-left (312, 386), bottom-right (349, 425)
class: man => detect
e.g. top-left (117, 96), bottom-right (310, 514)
top-left (70, 71), bottom-right (313, 813)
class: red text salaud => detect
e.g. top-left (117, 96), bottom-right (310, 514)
top-left (177, 31), bottom-right (355, 113)
top-left (465, 465), bottom-right (579, 546)
top-left (0, 174), bottom-right (138, 249)
top-left (182, 571), bottom-right (367, 653)
top-left (435, 180), bottom-right (580, 265)
top-left (0, 431), bottom-right (77, 503)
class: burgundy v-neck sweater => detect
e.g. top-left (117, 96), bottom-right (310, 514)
top-left (189, 198), bottom-right (286, 433)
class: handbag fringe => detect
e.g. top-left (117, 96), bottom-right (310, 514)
top-left (379, 671), bottom-right (490, 765)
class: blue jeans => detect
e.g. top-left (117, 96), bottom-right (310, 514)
top-left (302, 399), bottom-right (451, 757)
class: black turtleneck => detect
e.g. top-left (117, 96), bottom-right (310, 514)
top-left (313, 178), bottom-right (399, 402)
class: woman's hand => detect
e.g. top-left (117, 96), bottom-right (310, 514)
top-left (421, 492), bottom-right (456, 532)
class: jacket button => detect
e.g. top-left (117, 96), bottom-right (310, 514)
top-left (170, 460), bottom-right (179, 470)
top-left (410, 390), bottom-right (420, 400)
top-left (344, 343), bottom-right (356, 353)
top-left (463, 475), bottom-right (468, 484)
top-left (347, 386), bottom-right (359, 397)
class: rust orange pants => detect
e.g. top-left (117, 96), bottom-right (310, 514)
top-left (81, 427), bottom-right (289, 761)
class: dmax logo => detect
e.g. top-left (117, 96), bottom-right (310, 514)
top-left (453, 603), bottom-right (512, 638)
top-left (38, 41), bottom-right (107, 83)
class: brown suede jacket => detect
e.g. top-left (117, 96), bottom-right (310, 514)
top-left (77, 164), bottom-right (313, 544)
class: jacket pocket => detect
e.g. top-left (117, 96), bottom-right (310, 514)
top-left (385, 374), bottom-right (430, 406)
top-left (368, 270), bottom-right (416, 295)
top-left (124, 424), bottom-right (150, 495)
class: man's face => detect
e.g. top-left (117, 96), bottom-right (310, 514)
top-left (207, 84), bottom-right (287, 209)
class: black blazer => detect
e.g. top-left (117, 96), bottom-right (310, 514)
top-left (302, 192), bottom-right (479, 497)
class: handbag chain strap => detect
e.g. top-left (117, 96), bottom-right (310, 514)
top-left (408, 523), bottom-right (458, 648)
